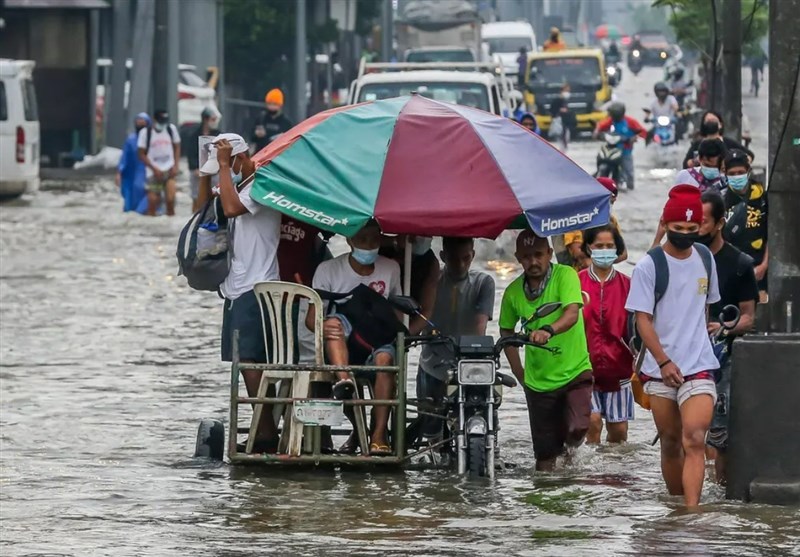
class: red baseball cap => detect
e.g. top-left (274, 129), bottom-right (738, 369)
top-left (662, 184), bottom-right (702, 224)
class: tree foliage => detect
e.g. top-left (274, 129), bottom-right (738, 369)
top-left (652, 0), bottom-right (768, 58)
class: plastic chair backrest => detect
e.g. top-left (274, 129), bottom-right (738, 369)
top-left (252, 281), bottom-right (324, 366)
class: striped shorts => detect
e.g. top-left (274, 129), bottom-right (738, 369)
top-left (591, 382), bottom-right (635, 423)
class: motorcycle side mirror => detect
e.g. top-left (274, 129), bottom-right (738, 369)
top-left (718, 304), bottom-right (741, 330)
top-left (389, 295), bottom-right (422, 316)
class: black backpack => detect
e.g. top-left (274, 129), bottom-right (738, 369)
top-left (320, 285), bottom-right (408, 364)
top-left (176, 196), bottom-right (232, 292)
top-left (628, 244), bottom-right (713, 354)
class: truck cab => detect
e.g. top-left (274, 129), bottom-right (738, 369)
top-left (524, 49), bottom-right (610, 133)
top-left (348, 61), bottom-right (511, 117)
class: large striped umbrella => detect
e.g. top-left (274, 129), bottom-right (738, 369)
top-left (250, 95), bottom-right (610, 238)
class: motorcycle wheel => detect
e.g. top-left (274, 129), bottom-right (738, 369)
top-left (468, 435), bottom-right (487, 478)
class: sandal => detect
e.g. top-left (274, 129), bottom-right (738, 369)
top-left (369, 441), bottom-right (392, 456)
top-left (332, 378), bottom-right (356, 400)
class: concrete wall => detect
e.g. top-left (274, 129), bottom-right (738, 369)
top-left (727, 335), bottom-right (800, 501)
top-left (178, 0), bottom-right (219, 73)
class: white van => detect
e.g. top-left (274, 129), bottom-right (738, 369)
top-left (0, 59), bottom-right (40, 200)
top-left (482, 21), bottom-right (538, 76)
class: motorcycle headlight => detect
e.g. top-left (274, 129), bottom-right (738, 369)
top-left (660, 51), bottom-right (668, 59)
top-left (633, 50), bottom-right (641, 57)
top-left (657, 116), bottom-right (671, 126)
top-left (458, 360), bottom-right (495, 385)
top-left (607, 66), bottom-right (617, 75)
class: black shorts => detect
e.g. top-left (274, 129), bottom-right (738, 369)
top-left (221, 289), bottom-right (268, 362)
top-left (523, 370), bottom-right (593, 461)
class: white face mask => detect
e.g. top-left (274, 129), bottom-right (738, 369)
top-left (562, 91), bottom-right (571, 99)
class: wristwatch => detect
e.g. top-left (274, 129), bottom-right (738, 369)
top-left (540, 325), bottom-right (556, 337)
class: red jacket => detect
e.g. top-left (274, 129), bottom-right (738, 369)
top-left (579, 267), bottom-right (634, 392)
top-left (595, 115), bottom-right (647, 151)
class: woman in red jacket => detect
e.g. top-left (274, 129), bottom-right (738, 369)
top-left (579, 225), bottom-right (634, 444)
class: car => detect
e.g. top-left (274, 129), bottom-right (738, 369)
top-left (0, 59), bottom-right (40, 200)
top-left (96, 59), bottom-right (220, 138)
top-left (633, 31), bottom-right (673, 66)
top-left (349, 61), bottom-right (510, 116)
top-left (482, 21), bottom-right (538, 75)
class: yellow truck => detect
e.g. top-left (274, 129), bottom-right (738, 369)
top-left (524, 49), bottom-right (611, 133)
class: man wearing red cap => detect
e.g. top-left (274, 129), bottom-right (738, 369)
top-left (625, 184), bottom-right (721, 507)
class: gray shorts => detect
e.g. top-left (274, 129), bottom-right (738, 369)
top-left (708, 360), bottom-right (732, 450)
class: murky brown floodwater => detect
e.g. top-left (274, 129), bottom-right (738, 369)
top-left (2, 67), bottom-right (798, 556)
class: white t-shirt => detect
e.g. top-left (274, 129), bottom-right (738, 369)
top-left (219, 182), bottom-right (281, 301)
top-left (650, 95), bottom-right (679, 118)
top-left (312, 254), bottom-right (402, 312)
top-left (137, 124), bottom-right (181, 177)
top-left (625, 247), bottom-right (721, 378)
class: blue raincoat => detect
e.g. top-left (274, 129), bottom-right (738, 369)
top-left (118, 113), bottom-right (149, 212)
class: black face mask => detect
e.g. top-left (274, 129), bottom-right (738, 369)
top-left (266, 108), bottom-right (279, 116)
top-left (696, 232), bottom-right (715, 246)
top-left (700, 121), bottom-right (720, 136)
top-left (667, 230), bottom-right (700, 250)
top-left (550, 34), bottom-right (559, 41)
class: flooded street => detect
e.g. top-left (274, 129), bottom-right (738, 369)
top-left (2, 67), bottom-right (798, 556)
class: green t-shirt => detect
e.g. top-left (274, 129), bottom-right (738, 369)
top-left (499, 264), bottom-right (591, 392)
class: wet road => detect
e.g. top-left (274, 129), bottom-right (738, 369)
top-left (2, 67), bottom-right (798, 556)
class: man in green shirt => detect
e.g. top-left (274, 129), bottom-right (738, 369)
top-left (499, 230), bottom-right (593, 471)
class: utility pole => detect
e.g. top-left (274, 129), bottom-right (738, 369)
top-left (152, 0), bottom-right (179, 121)
top-left (767, 0), bottom-right (800, 333)
top-left (128, 0), bottom-right (155, 120)
top-left (719, 0), bottom-right (742, 140)
top-left (381, 0), bottom-right (393, 62)
top-left (106, 0), bottom-right (130, 148)
top-left (295, 0), bottom-right (308, 122)
top-left (726, 0), bottom-right (800, 506)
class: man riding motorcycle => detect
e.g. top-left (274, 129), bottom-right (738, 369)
top-left (593, 102), bottom-right (646, 190)
top-left (646, 82), bottom-right (679, 144)
top-left (668, 66), bottom-right (690, 108)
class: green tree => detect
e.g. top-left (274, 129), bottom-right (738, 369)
top-left (653, 0), bottom-right (768, 58)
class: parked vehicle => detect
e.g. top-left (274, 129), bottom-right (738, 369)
top-left (95, 58), bottom-right (220, 138)
top-left (524, 49), bottom-right (611, 133)
top-left (349, 60), bottom-right (510, 116)
top-left (0, 59), bottom-right (40, 200)
top-left (482, 20), bottom-right (538, 75)
top-left (403, 299), bottom-right (563, 478)
top-left (396, 0), bottom-right (483, 62)
top-left (594, 126), bottom-right (625, 187)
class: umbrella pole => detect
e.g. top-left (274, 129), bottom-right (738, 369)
top-left (403, 236), bottom-right (412, 329)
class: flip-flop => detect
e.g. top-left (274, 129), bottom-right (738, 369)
top-left (369, 441), bottom-right (392, 456)
top-left (332, 379), bottom-right (356, 400)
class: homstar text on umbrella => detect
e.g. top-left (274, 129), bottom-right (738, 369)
top-left (262, 191), bottom-right (348, 227)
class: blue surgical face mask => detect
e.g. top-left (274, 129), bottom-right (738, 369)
top-left (700, 165), bottom-right (720, 180)
top-left (230, 157), bottom-right (243, 186)
top-left (412, 237), bottom-right (432, 256)
top-left (351, 247), bottom-right (379, 266)
top-left (590, 248), bottom-right (617, 269)
top-left (727, 173), bottom-right (749, 192)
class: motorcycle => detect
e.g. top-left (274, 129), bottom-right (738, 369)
top-left (606, 62), bottom-right (622, 87)
top-left (594, 127), bottom-right (626, 188)
top-left (396, 297), bottom-right (563, 478)
top-left (628, 49), bottom-right (643, 75)
top-left (643, 109), bottom-right (678, 147)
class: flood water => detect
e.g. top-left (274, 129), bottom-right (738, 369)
top-left (2, 67), bottom-right (799, 556)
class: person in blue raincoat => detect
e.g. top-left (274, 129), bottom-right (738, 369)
top-left (116, 112), bottom-right (150, 212)
top-left (518, 112), bottom-right (542, 136)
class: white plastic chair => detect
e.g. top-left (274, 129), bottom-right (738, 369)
top-left (249, 281), bottom-right (368, 456)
